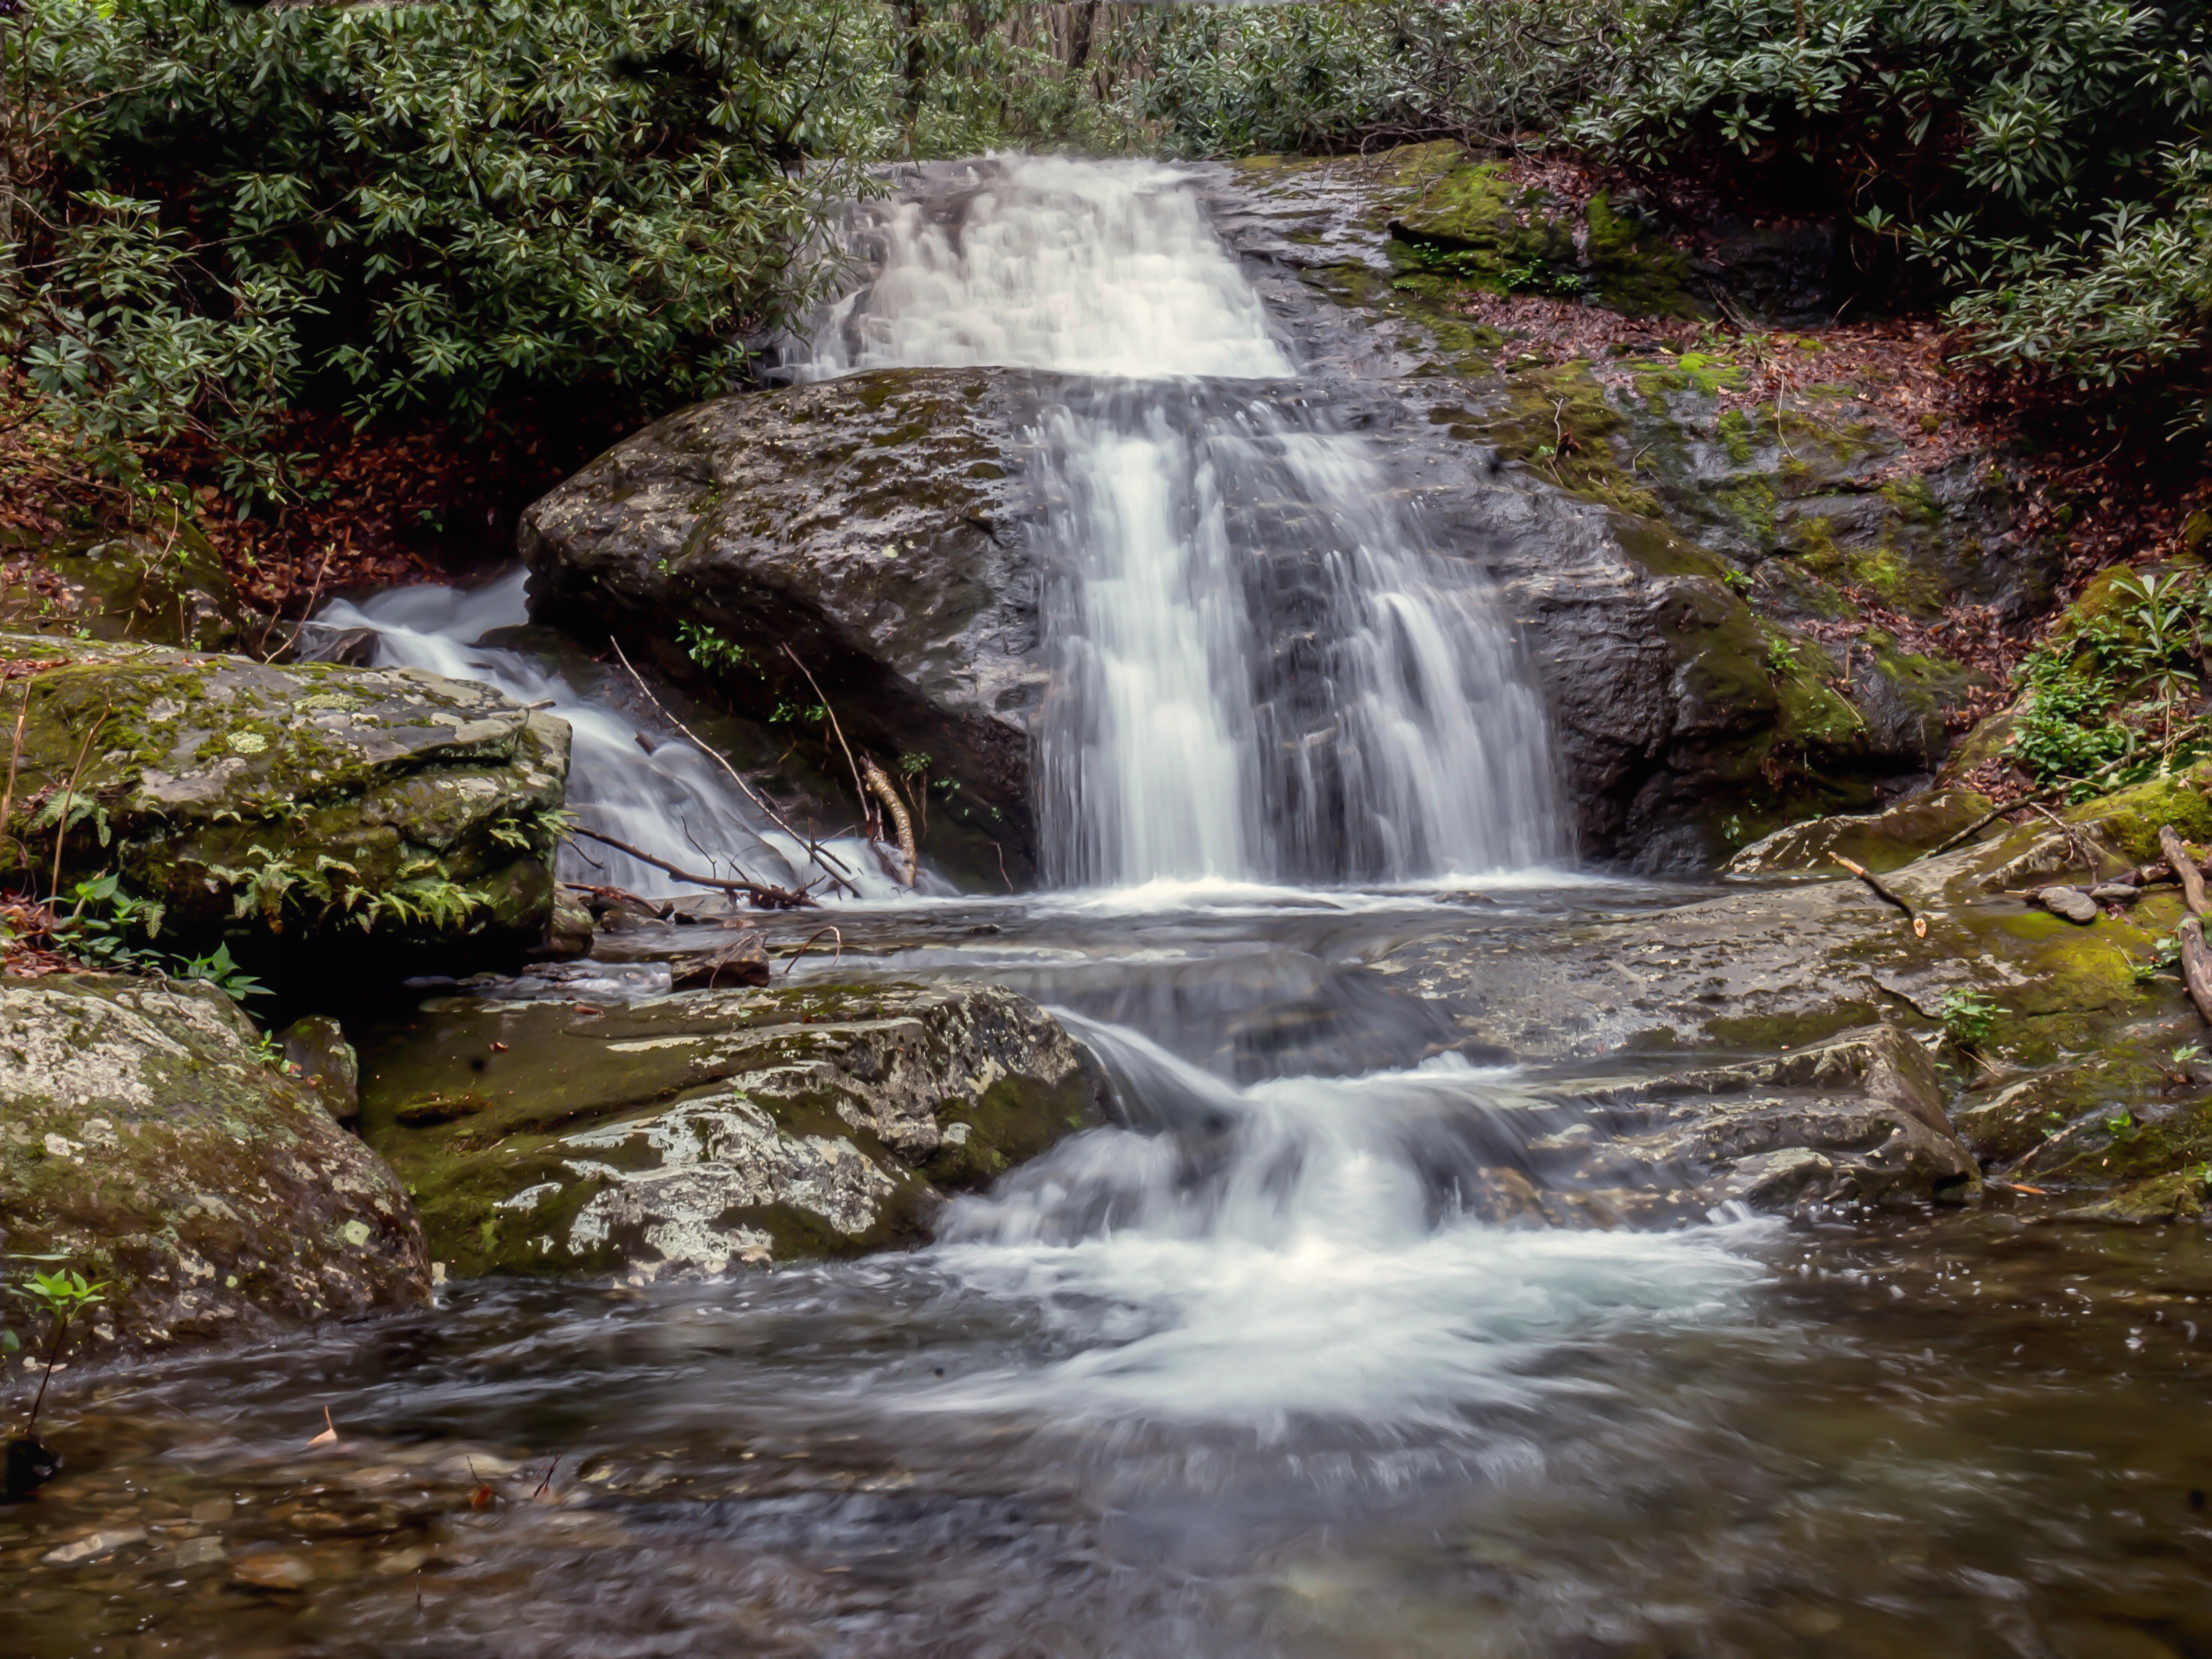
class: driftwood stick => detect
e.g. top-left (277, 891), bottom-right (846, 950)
top-left (2159, 826), bottom-right (2207, 917)
top-left (2182, 919), bottom-right (2212, 1028)
top-left (568, 826), bottom-right (814, 910)
top-left (606, 638), bottom-right (858, 897)
top-left (779, 644), bottom-right (871, 830)
top-left (859, 756), bottom-right (917, 887)
top-left (1834, 854), bottom-right (1915, 919)
top-left (779, 924), bottom-right (845, 976)
top-left (1928, 801), bottom-right (2015, 857)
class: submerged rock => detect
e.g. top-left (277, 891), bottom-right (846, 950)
top-left (359, 981), bottom-right (1107, 1281)
top-left (0, 976), bottom-right (429, 1360)
top-left (0, 631), bottom-right (570, 962)
top-left (1725, 787), bottom-right (1993, 876)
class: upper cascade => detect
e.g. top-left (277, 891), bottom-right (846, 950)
top-left (799, 155), bottom-right (1292, 382)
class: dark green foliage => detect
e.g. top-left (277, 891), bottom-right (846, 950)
top-left (1573, 0), bottom-right (2212, 420)
top-left (11, 0), bottom-right (883, 499)
top-left (1128, 1), bottom-right (1627, 157)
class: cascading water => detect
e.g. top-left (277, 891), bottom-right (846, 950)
top-left (314, 572), bottom-right (913, 902)
top-left (803, 155), bottom-right (1559, 888)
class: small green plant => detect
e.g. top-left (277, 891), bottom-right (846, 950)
top-left (176, 943), bottom-right (267, 1003)
top-left (7, 1269), bottom-right (107, 1437)
top-left (1936, 989), bottom-right (2000, 1052)
top-left (677, 622), bottom-right (752, 675)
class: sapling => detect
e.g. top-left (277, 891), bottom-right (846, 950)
top-left (4, 1267), bottom-right (107, 1501)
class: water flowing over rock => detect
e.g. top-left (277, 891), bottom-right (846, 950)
top-left (529, 155), bottom-right (1560, 884)
top-left (0, 976), bottom-right (429, 1359)
top-left (358, 981), bottom-right (1106, 1281)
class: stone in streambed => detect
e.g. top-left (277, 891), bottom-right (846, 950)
top-left (1542, 1023), bottom-right (1978, 1211)
top-left (0, 976), bottom-right (429, 1361)
top-left (2037, 887), bottom-right (2099, 925)
top-left (2087, 883), bottom-right (2141, 905)
top-left (359, 981), bottom-right (1107, 1282)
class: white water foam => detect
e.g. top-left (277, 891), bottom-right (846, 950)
top-left (922, 1016), bottom-right (1770, 1433)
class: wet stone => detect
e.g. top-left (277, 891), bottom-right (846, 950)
top-left (2038, 886), bottom-right (2100, 924)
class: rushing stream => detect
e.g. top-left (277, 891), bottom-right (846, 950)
top-left (10, 158), bottom-right (2212, 1657)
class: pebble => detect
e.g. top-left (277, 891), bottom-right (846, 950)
top-left (170, 1537), bottom-right (228, 1569)
top-left (42, 1528), bottom-right (146, 1566)
top-left (2038, 887), bottom-right (2099, 924)
top-left (189, 1498), bottom-right (234, 1524)
top-left (233, 1551), bottom-right (315, 1591)
top-left (2087, 883), bottom-right (2141, 905)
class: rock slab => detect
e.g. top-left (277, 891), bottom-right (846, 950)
top-left (360, 980), bottom-right (1106, 1281)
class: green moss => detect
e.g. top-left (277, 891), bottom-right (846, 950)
top-left (1581, 191), bottom-right (1696, 318)
top-left (2065, 767), bottom-right (2212, 863)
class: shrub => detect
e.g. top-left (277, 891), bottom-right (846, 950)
top-left (1573, 0), bottom-right (2212, 420)
top-left (7, 0), bottom-right (885, 501)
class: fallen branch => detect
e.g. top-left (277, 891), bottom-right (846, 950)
top-left (568, 826), bottom-right (814, 910)
top-left (779, 924), bottom-right (845, 976)
top-left (2159, 826), bottom-right (2208, 917)
top-left (1834, 854), bottom-right (1915, 921)
top-left (2028, 802), bottom-right (2102, 880)
top-left (859, 756), bottom-right (917, 887)
top-left (606, 638), bottom-right (857, 897)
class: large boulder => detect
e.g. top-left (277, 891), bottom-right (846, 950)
top-left (359, 980), bottom-right (1107, 1281)
top-left (0, 975), bottom-right (429, 1363)
top-left (0, 632), bottom-right (570, 962)
top-left (520, 369), bottom-right (1046, 874)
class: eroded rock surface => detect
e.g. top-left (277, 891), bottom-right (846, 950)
top-left (360, 981), bottom-right (1106, 1281)
top-left (0, 631), bottom-right (570, 960)
top-left (0, 976), bottom-right (429, 1361)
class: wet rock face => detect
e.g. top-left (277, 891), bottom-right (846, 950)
top-left (0, 632), bottom-right (570, 960)
top-left (1548, 1025), bottom-right (1978, 1211)
top-left (0, 531), bottom-right (252, 654)
top-left (518, 369), bottom-right (1049, 875)
top-left (0, 976), bottom-right (429, 1360)
top-left (358, 981), bottom-right (1108, 1282)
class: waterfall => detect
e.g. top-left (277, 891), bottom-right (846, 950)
top-left (803, 155), bottom-right (1558, 887)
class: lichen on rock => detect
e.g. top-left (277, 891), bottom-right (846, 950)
top-left (359, 980), bottom-right (1108, 1281)
top-left (0, 974), bottom-right (429, 1361)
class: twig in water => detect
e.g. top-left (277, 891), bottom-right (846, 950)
top-left (779, 924), bottom-right (845, 975)
top-left (779, 644), bottom-right (872, 833)
top-left (567, 826), bottom-right (813, 910)
top-left (607, 638), bottom-right (857, 897)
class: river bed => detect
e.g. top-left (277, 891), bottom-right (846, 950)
top-left (9, 890), bottom-right (2212, 1658)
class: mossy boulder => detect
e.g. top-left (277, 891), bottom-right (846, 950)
top-left (0, 975), bottom-right (429, 1365)
top-left (0, 531), bottom-right (251, 654)
top-left (0, 632), bottom-right (570, 963)
top-left (358, 980), bottom-right (1108, 1282)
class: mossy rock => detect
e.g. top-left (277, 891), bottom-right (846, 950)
top-left (357, 981), bottom-right (1108, 1282)
top-left (1726, 787), bottom-right (1994, 876)
top-left (0, 632), bottom-right (570, 964)
top-left (0, 530), bottom-right (250, 654)
top-left (0, 974), bottom-right (428, 1365)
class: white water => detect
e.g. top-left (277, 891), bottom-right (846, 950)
top-left (805, 155), bottom-right (1559, 886)
top-left (313, 571), bottom-right (915, 902)
top-left (922, 1013), bottom-right (1767, 1432)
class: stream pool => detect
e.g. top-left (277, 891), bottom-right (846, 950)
top-left (8, 890), bottom-right (2212, 1659)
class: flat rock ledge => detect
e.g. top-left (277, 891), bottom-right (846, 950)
top-left (360, 980), bottom-right (1108, 1283)
top-left (0, 975), bottom-right (430, 1363)
top-left (1529, 1023), bottom-right (1978, 1219)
